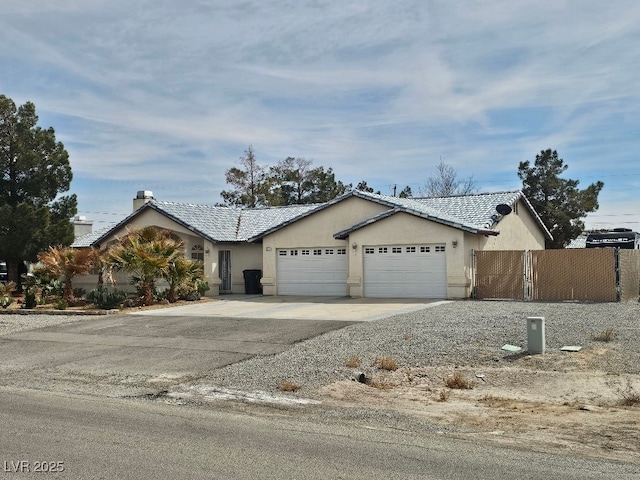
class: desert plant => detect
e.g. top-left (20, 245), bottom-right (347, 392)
top-left (592, 328), bottom-right (618, 342)
top-left (372, 355), bottom-right (399, 371)
top-left (86, 286), bottom-right (127, 310)
top-left (278, 380), bottom-right (300, 392)
top-left (54, 298), bottom-right (68, 310)
top-left (345, 355), bottom-right (361, 368)
top-left (438, 389), bottom-right (451, 402)
top-left (0, 281), bottom-right (16, 309)
top-left (366, 375), bottom-right (396, 390)
top-left (616, 380), bottom-right (640, 407)
top-left (37, 246), bottom-right (99, 303)
top-left (105, 227), bottom-right (183, 306)
top-left (22, 288), bottom-right (37, 309)
top-left (444, 372), bottom-right (473, 390)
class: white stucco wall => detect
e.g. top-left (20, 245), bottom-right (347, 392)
top-left (344, 212), bottom-right (468, 298)
top-left (260, 197), bottom-right (388, 295)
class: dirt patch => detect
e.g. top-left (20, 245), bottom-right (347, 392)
top-left (317, 352), bottom-right (640, 464)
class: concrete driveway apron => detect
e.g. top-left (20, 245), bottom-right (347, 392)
top-left (129, 295), bottom-right (448, 321)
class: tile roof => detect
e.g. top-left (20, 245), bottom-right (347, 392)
top-left (76, 189), bottom-right (551, 247)
top-left (82, 201), bottom-right (320, 246)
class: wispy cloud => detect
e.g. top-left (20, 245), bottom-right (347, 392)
top-left (1, 0), bottom-right (639, 228)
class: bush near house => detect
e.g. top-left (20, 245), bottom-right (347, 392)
top-left (15, 227), bottom-right (209, 310)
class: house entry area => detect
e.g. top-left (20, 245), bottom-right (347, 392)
top-left (364, 244), bottom-right (447, 298)
top-left (276, 247), bottom-right (348, 296)
top-left (218, 250), bottom-right (232, 293)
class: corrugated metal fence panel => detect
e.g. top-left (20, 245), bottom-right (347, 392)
top-left (619, 250), bottom-right (640, 302)
top-left (530, 249), bottom-right (617, 302)
top-left (475, 250), bottom-right (525, 299)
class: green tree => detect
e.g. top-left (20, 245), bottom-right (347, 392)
top-left (220, 146), bottom-right (267, 207)
top-left (398, 186), bottom-right (413, 198)
top-left (0, 94), bottom-right (77, 285)
top-left (355, 181), bottom-right (380, 194)
top-left (420, 162), bottom-right (476, 197)
top-left (220, 150), bottom-right (349, 206)
top-left (518, 149), bottom-right (604, 249)
top-left (265, 157), bottom-right (314, 205)
top-left (265, 157), bottom-right (349, 205)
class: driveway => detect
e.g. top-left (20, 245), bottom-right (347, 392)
top-left (130, 295), bottom-right (448, 321)
top-left (0, 296), bottom-right (443, 398)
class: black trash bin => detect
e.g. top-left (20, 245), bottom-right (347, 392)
top-left (243, 269), bottom-right (262, 294)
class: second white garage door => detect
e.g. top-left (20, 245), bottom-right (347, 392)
top-left (277, 247), bottom-right (348, 296)
top-left (364, 245), bottom-right (447, 298)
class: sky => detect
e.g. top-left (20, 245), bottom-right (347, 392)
top-left (1, 1), bottom-right (639, 233)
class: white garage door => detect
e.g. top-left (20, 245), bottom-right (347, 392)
top-left (277, 247), bottom-right (348, 296)
top-left (364, 245), bottom-right (447, 298)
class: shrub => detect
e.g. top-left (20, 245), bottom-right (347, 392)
top-left (87, 286), bottom-right (127, 310)
top-left (73, 287), bottom-right (87, 299)
top-left (0, 296), bottom-right (13, 309)
top-left (592, 328), bottom-right (618, 342)
top-left (444, 372), bottom-right (473, 390)
top-left (345, 355), bottom-right (361, 368)
top-left (278, 380), bottom-right (300, 392)
top-left (372, 355), bottom-right (399, 371)
top-left (55, 298), bottom-right (68, 310)
top-left (0, 281), bottom-right (16, 309)
top-left (22, 288), bottom-right (37, 309)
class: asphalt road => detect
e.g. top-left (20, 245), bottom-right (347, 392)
top-left (1, 389), bottom-right (637, 480)
top-left (0, 314), bottom-right (357, 397)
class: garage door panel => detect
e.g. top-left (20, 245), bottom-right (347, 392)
top-left (364, 245), bottom-right (447, 298)
top-left (277, 248), bottom-right (347, 296)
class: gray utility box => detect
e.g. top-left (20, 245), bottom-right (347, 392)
top-left (527, 317), bottom-right (545, 354)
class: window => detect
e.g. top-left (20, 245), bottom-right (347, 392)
top-left (290, 249), bottom-right (298, 256)
top-left (191, 245), bottom-right (204, 261)
top-left (325, 249), bottom-right (334, 255)
top-left (279, 250), bottom-right (287, 256)
top-left (435, 245), bottom-right (446, 252)
top-left (365, 248), bottom-right (375, 254)
top-left (313, 249), bottom-right (322, 255)
top-left (420, 246), bottom-right (430, 253)
top-left (378, 247), bottom-right (388, 253)
top-left (337, 248), bottom-right (346, 255)
top-left (392, 247), bottom-right (402, 253)
top-left (406, 246), bottom-right (416, 253)
top-left (301, 249), bottom-right (310, 255)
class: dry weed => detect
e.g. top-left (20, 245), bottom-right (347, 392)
top-left (278, 380), bottom-right (300, 392)
top-left (345, 355), bottom-right (361, 368)
top-left (444, 372), bottom-right (473, 390)
top-left (592, 328), bottom-right (618, 342)
top-left (438, 389), bottom-right (451, 402)
top-left (367, 375), bottom-right (396, 390)
top-left (617, 381), bottom-right (640, 406)
top-left (372, 355), bottom-right (399, 371)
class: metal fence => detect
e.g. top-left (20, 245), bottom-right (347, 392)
top-left (474, 249), bottom-right (640, 302)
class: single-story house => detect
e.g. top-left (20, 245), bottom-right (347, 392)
top-left (73, 189), bottom-right (551, 299)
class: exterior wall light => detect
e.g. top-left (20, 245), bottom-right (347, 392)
top-left (452, 240), bottom-right (458, 248)
top-left (352, 242), bottom-right (358, 250)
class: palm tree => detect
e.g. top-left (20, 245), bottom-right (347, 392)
top-left (37, 246), bottom-right (99, 303)
top-left (164, 256), bottom-right (204, 303)
top-left (105, 226), bottom-right (183, 306)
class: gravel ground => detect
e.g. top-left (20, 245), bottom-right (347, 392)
top-left (201, 300), bottom-right (640, 397)
top-left (0, 312), bottom-right (107, 336)
top-left (2, 300), bottom-right (638, 397)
